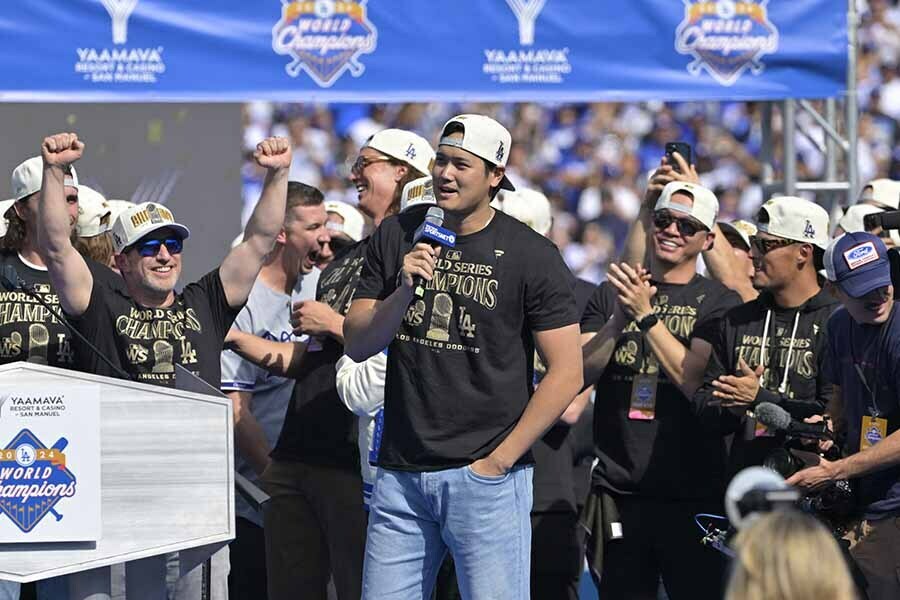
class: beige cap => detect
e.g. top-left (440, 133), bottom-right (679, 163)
top-left (861, 179), bottom-right (900, 210)
top-left (76, 185), bottom-right (112, 238)
top-left (655, 181), bottom-right (718, 231)
top-left (400, 176), bottom-right (437, 213)
top-left (0, 199), bottom-right (15, 237)
top-left (363, 129), bottom-right (435, 177)
top-left (718, 219), bottom-right (757, 250)
top-left (491, 187), bottom-right (553, 237)
top-left (11, 156), bottom-right (78, 201)
top-left (756, 196), bottom-right (830, 250)
top-left (324, 201), bottom-right (365, 242)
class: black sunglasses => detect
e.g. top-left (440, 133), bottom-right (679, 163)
top-left (652, 211), bottom-right (706, 237)
top-left (749, 236), bottom-right (797, 255)
top-left (135, 237), bottom-right (183, 257)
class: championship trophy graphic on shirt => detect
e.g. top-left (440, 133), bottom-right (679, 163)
top-left (426, 293), bottom-right (452, 342)
top-left (151, 340), bottom-right (174, 374)
top-left (27, 324), bottom-right (49, 365)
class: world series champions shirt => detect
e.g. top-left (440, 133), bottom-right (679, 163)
top-left (354, 209), bottom-right (579, 471)
top-left (67, 267), bottom-right (240, 388)
top-left (0, 251), bottom-right (75, 368)
top-left (580, 275), bottom-right (740, 499)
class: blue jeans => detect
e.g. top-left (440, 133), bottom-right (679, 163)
top-left (362, 464), bottom-right (533, 600)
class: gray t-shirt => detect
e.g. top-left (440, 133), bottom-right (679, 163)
top-left (220, 268), bottom-right (319, 525)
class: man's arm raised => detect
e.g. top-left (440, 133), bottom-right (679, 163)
top-left (37, 133), bottom-right (93, 316)
top-left (219, 137), bottom-right (291, 309)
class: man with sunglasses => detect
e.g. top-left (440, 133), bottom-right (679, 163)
top-left (692, 196), bottom-right (836, 474)
top-left (580, 180), bottom-right (741, 600)
top-left (36, 131), bottom-right (290, 390)
top-left (787, 232), bottom-right (900, 600)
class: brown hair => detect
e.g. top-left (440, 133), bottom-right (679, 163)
top-left (0, 206), bottom-right (27, 252)
top-left (74, 232), bottom-right (114, 267)
top-left (285, 182), bottom-right (325, 224)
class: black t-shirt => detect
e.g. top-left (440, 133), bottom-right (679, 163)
top-left (0, 251), bottom-right (75, 368)
top-left (271, 240), bottom-right (368, 469)
top-left (354, 210), bottom-right (579, 471)
top-left (531, 277), bottom-right (595, 513)
top-left (581, 274), bottom-right (740, 499)
top-left (67, 267), bottom-right (239, 388)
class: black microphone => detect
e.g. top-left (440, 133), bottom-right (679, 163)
top-left (755, 402), bottom-right (832, 440)
top-left (410, 206), bottom-right (456, 299)
top-left (0, 265), bottom-right (132, 380)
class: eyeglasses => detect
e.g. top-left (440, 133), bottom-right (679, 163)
top-left (749, 236), bottom-right (797, 255)
top-left (135, 237), bottom-right (183, 257)
top-left (652, 211), bottom-right (706, 237)
top-left (350, 155), bottom-right (393, 176)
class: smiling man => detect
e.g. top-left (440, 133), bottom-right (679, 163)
top-left (343, 114), bottom-right (583, 599)
top-left (579, 181), bottom-right (740, 600)
top-left (692, 196), bottom-right (836, 475)
top-left (35, 131), bottom-right (289, 388)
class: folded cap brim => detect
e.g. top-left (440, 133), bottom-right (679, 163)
top-left (499, 175), bottom-right (515, 191)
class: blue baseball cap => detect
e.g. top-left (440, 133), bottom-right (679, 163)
top-left (824, 232), bottom-right (892, 298)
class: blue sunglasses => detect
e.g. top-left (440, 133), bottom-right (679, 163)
top-left (135, 237), bottom-right (183, 257)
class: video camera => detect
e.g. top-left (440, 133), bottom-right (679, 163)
top-left (863, 209), bottom-right (900, 289)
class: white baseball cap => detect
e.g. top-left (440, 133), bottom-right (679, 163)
top-left (756, 196), bottom-right (830, 250)
top-left (860, 178), bottom-right (900, 210)
top-left (110, 202), bottom-right (190, 253)
top-left (107, 199), bottom-right (136, 226)
top-left (655, 181), bottom-right (718, 231)
top-left (439, 114), bottom-right (515, 191)
top-left (324, 200), bottom-right (365, 243)
top-left (0, 199), bottom-right (15, 237)
top-left (718, 219), bottom-right (758, 250)
top-left (363, 129), bottom-right (435, 177)
top-left (491, 187), bottom-right (553, 237)
top-left (11, 156), bottom-right (78, 202)
top-left (838, 203), bottom-right (884, 233)
top-left (400, 176), bottom-right (437, 213)
top-left (76, 185), bottom-right (112, 238)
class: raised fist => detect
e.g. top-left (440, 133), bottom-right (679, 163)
top-left (41, 133), bottom-right (84, 167)
top-left (254, 137), bottom-right (292, 170)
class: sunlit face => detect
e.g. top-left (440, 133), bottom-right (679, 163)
top-left (749, 232), bottom-right (810, 291)
top-left (116, 227), bottom-right (183, 300)
top-left (432, 132), bottom-right (503, 215)
top-left (348, 147), bottom-right (405, 219)
top-left (650, 194), bottom-right (712, 266)
top-left (16, 186), bottom-right (79, 233)
top-left (282, 203), bottom-right (328, 274)
top-left (837, 284), bottom-right (894, 325)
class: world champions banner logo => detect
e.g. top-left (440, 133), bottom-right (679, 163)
top-left (272, 0), bottom-right (378, 87)
top-left (0, 429), bottom-right (75, 533)
top-left (675, 0), bottom-right (779, 86)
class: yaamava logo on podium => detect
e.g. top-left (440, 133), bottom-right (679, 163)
top-left (0, 430), bottom-right (76, 533)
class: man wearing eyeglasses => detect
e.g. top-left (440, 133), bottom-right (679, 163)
top-left (692, 196), bottom-right (837, 474)
top-left (35, 131), bottom-right (290, 390)
top-left (579, 181), bottom-right (741, 600)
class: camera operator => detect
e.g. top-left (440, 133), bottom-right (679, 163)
top-left (788, 232), bottom-right (900, 600)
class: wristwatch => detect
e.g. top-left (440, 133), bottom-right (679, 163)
top-left (636, 313), bottom-right (659, 332)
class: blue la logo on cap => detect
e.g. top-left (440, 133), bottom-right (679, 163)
top-left (843, 241), bottom-right (879, 271)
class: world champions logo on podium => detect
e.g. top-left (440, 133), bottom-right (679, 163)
top-left (272, 0), bottom-right (378, 87)
top-left (0, 429), bottom-right (76, 533)
top-left (675, 0), bottom-right (779, 86)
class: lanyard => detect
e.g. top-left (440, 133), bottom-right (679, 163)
top-left (850, 322), bottom-right (886, 417)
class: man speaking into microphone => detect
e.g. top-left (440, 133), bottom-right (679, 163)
top-left (344, 114), bottom-right (583, 599)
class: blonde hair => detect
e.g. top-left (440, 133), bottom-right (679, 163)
top-left (725, 510), bottom-right (856, 600)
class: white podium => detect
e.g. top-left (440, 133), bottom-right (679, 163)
top-left (0, 362), bottom-right (235, 598)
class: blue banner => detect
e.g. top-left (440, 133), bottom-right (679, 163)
top-left (0, 0), bottom-right (847, 102)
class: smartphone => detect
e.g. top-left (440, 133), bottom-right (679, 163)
top-left (665, 142), bottom-right (692, 173)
